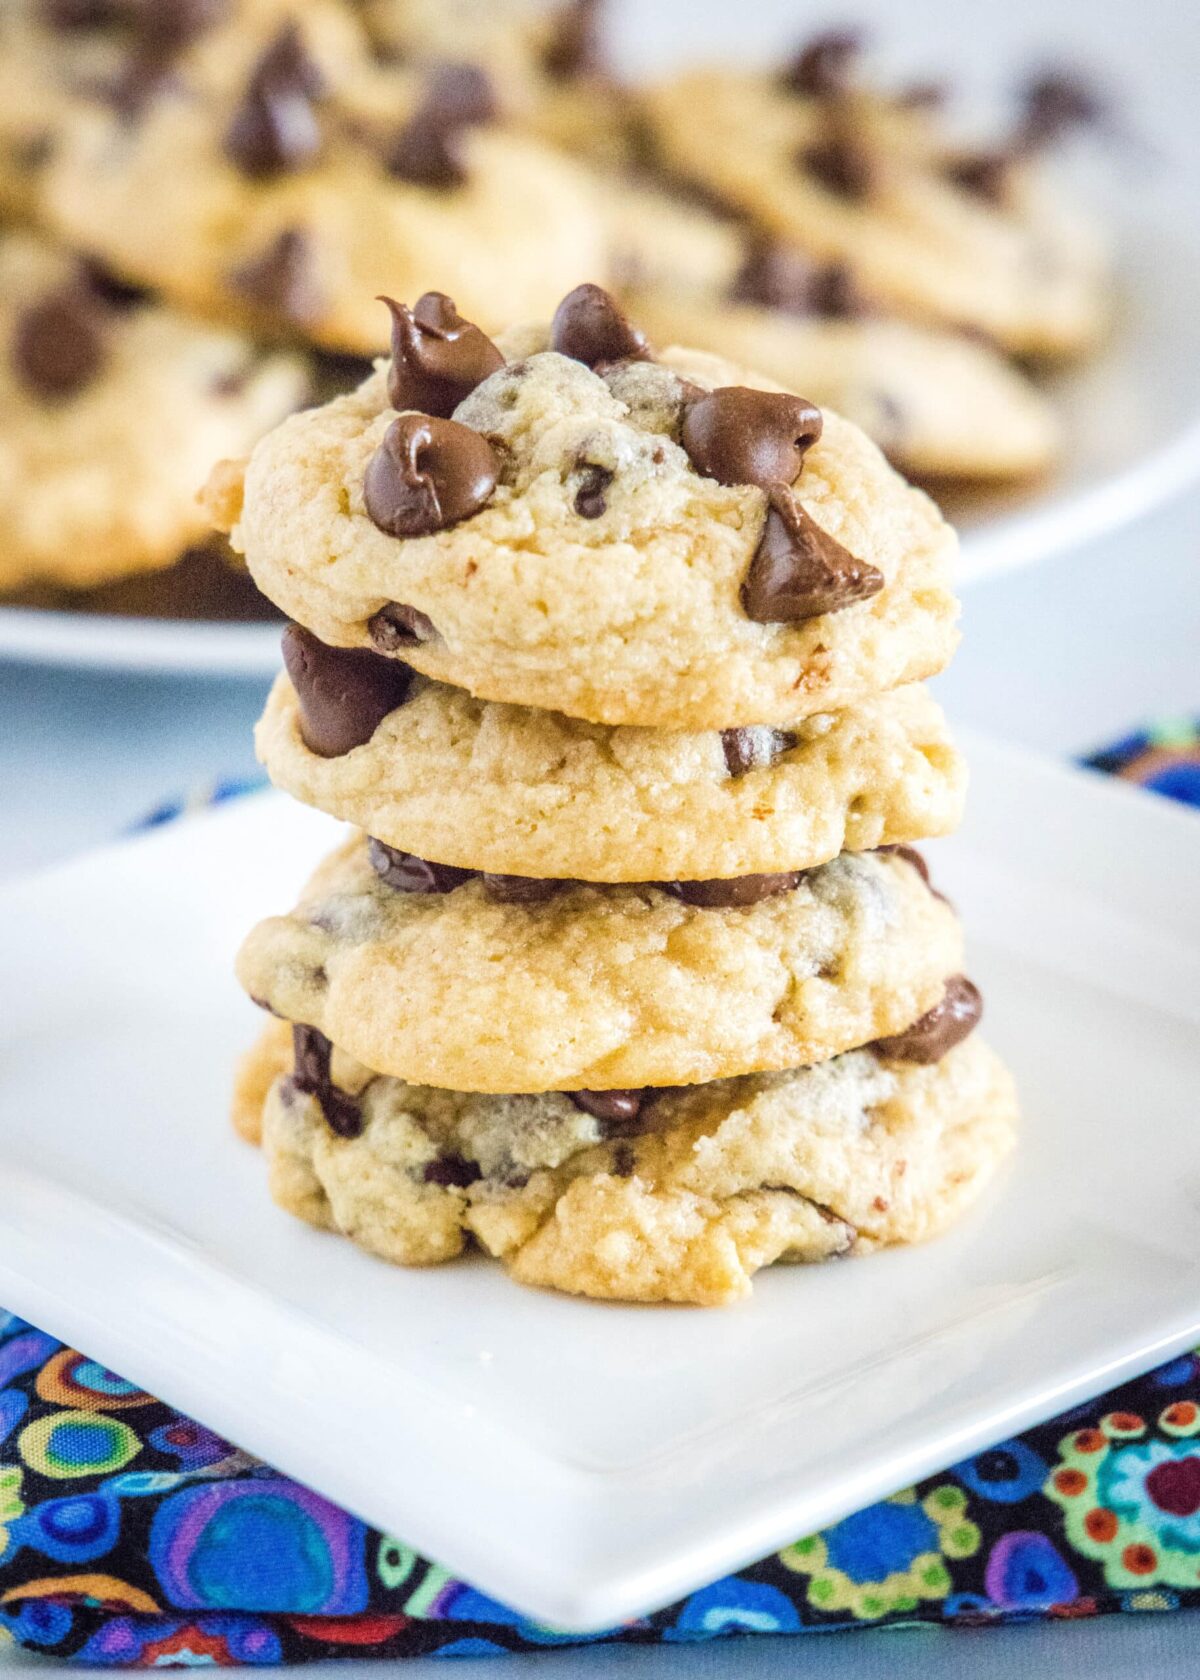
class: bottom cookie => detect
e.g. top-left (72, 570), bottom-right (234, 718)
top-left (234, 1018), bottom-right (1017, 1306)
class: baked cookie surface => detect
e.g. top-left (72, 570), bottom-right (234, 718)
top-left (217, 308), bottom-right (959, 728)
top-left (235, 836), bottom-right (963, 1092)
top-left (0, 229), bottom-right (308, 592)
top-left (258, 659), bottom-right (965, 880)
top-left (238, 1018), bottom-right (1016, 1304)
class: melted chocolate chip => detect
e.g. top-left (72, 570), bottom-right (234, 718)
top-left (945, 150), bottom-right (1010, 204)
top-left (381, 291), bottom-right (503, 418)
top-left (77, 258), bottom-right (148, 311)
top-left (800, 130), bottom-right (874, 200)
top-left (741, 485), bottom-right (883, 623)
top-left (720, 726), bottom-right (797, 777)
top-left (42, 0), bottom-right (127, 27)
top-left (1019, 68), bottom-right (1105, 148)
top-left (223, 22), bottom-right (325, 178)
top-left (570, 1088), bottom-right (647, 1129)
top-left (384, 66), bottom-right (493, 187)
top-left (281, 623), bottom-right (413, 757)
top-left (364, 413), bottom-right (499, 538)
top-left (549, 283), bottom-right (650, 371)
top-left (480, 873), bottom-right (567, 904)
top-left (227, 227), bottom-right (323, 326)
top-left (878, 843), bottom-right (951, 907)
top-left (781, 28), bottom-right (863, 98)
top-left (423, 61), bottom-right (498, 125)
top-left (424, 1154), bottom-right (480, 1187)
top-left (367, 840), bottom-right (474, 894)
top-left (610, 1142), bottom-right (636, 1177)
top-left (140, 0), bottom-right (227, 49)
top-left (666, 872), bottom-right (803, 908)
top-left (368, 603), bottom-right (437, 651)
top-left (104, 46), bottom-right (179, 117)
top-left (12, 284), bottom-right (107, 400)
top-left (870, 975), bottom-right (982, 1064)
top-left (681, 387), bottom-right (823, 489)
top-left (542, 0), bottom-right (606, 82)
top-left (729, 240), bottom-right (863, 319)
top-left (573, 462), bottom-right (613, 518)
top-left (289, 1023), bottom-right (362, 1137)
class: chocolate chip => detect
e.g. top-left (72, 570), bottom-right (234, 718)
top-left (281, 623), bottom-right (413, 757)
top-left (800, 129), bottom-right (874, 200)
top-left (878, 843), bottom-right (951, 907)
top-left (870, 975), bottom-right (982, 1064)
top-left (480, 874), bottom-right (568, 904)
top-left (289, 1023), bottom-right (362, 1138)
top-left (610, 1142), bottom-right (636, 1177)
top-left (681, 387), bottom-right (823, 489)
top-left (227, 227), bottom-right (323, 327)
top-left (140, 0), bottom-right (227, 49)
top-left (384, 64), bottom-right (494, 188)
top-left (11, 284), bottom-right (107, 400)
top-left (223, 22), bottom-right (325, 179)
top-left (42, 0), bottom-right (126, 27)
top-left (424, 1154), bottom-right (480, 1187)
top-left (573, 463), bottom-right (613, 518)
top-left (542, 0), bottom-right (606, 82)
top-left (368, 603), bottom-right (437, 650)
top-left (781, 29), bottom-right (864, 97)
top-left (720, 726), bottom-right (797, 777)
top-left (77, 258), bottom-right (148, 311)
top-left (1019, 67), bottom-right (1105, 148)
top-left (666, 872), bottom-right (803, 908)
top-left (363, 413), bottom-right (499, 537)
top-left (549, 283), bottom-right (650, 371)
top-left (381, 291), bottom-right (503, 418)
top-left (741, 485), bottom-right (883, 623)
top-left (729, 240), bottom-right (863, 319)
top-left (366, 840), bottom-right (474, 894)
top-left (945, 150), bottom-right (1010, 204)
top-left (423, 61), bottom-right (498, 125)
top-left (569, 1088), bottom-right (647, 1129)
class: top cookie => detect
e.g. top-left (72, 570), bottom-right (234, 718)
top-left (640, 66), bottom-right (1110, 359)
top-left (42, 6), bottom-right (605, 351)
top-left (213, 286), bottom-right (959, 729)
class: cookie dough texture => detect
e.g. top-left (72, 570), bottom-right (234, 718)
top-left (222, 340), bottom-right (959, 728)
top-left (236, 838), bottom-right (963, 1092)
top-left (642, 70), bottom-right (1109, 359)
top-left (623, 288), bottom-right (1060, 481)
top-left (241, 1020), bottom-right (1016, 1304)
top-left (258, 674), bottom-right (965, 880)
top-left (43, 18), bottom-right (606, 352)
top-left (0, 231), bottom-right (309, 592)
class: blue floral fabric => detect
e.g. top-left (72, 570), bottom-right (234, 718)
top-left (1, 724), bottom-right (1197, 1665)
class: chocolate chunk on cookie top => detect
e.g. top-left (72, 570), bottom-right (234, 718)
top-left (221, 290), bottom-right (958, 728)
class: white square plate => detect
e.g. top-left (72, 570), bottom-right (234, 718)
top-left (0, 733), bottom-right (1198, 1633)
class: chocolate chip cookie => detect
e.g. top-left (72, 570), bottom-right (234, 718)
top-left (0, 227), bottom-right (308, 592)
top-left (213, 286), bottom-right (959, 728)
top-left (237, 1012), bottom-right (1016, 1304)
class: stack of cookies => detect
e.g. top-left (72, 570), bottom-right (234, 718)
top-left (218, 281), bottom-right (1018, 1306)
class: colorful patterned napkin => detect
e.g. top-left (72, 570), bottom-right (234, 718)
top-left (1, 722), bottom-right (1197, 1667)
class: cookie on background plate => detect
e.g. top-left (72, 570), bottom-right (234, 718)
top-left (641, 66), bottom-right (1110, 360)
top-left (43, 8), bottom-right (606, 350)
top-left (236, 1012), bottom-right (1015, 1305)
top-left (259, 639), bottom-right (966, 881)
top-left (212, 290), bottom-right (959, 729)
top-left (235, 836), bottom-right (962, 1094)
top-left (0, 228), bottom-right (307, 594)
